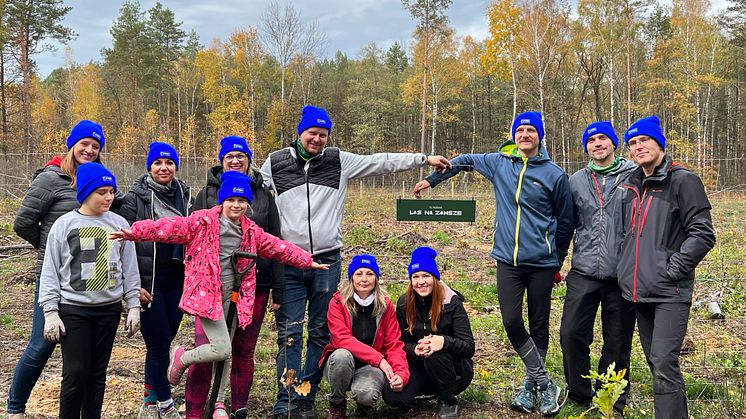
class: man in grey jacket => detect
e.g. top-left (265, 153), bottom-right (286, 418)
top-left (261, 105), bottom-right (449, 418)
top-left (559, 121), bottom-right (637, 416)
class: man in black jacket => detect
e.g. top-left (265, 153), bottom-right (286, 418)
top-left (560, 121), bottom-right (636, 416)
top-left (618, 116), bottom-right (715, 419)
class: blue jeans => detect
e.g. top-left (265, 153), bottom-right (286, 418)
top-left (7, 274), bottom-right (57, 414)
top-left (273, 251), bottom-right (341, 414)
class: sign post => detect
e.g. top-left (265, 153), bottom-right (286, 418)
top-left (396, 199), bottom-right (476, 223)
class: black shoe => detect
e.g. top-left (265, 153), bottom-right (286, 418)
top-left (436, 400), bottom-right (459, 419)
top-left (354, 403), bottom-right (373, 417)
top-left (298, 400), bottom-right (316, 419)
top-left (273, 410), bottom-right (301, 419)
top-left (232, 407), bottom-right (248, 419)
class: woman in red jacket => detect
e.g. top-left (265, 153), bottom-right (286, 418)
top-left (320, 254), bottom-right (408, 419)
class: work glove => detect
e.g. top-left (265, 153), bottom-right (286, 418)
top-left (125, 307), bottom-right (141, 338)
top-left (43, 311), bottom-right (65, 343)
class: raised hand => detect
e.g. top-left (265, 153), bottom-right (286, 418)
top-left (412, 179), bottom-right (431, 198)
top-left (426, 155), bottom-right (451, 173)
top-left (109, 228), bottom-right (133, 241)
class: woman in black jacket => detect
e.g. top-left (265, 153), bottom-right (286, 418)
top-left (117, 141), bottom-right (191, 419)
top-left (383, 247), bottom-right (475, 419)
top-left (8, 120), bottom-right (106, 419)
top-left (186, 135), bottom-right (284, 419)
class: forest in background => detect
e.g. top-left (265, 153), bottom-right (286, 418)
top-left (1, 0), bottom-right (746, 190)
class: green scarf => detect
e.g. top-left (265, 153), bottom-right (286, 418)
top-left (588, 156), bottom-right (621, 174)
top-left (294, 139), bottom-right (313, 161)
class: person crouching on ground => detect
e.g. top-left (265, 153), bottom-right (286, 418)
top-left (320, 254), bottom-right (408, 418)
top-left (383, 247), bottom-right (474, 419)
top-left (38, 162), bottom-right (141, 419)
top-left (110, 171), bottom-right (329, 419)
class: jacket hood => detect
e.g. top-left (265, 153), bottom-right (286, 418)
top-left (207, 165), bottom-right (265, 190)
top-left (46, 155), bottom-right (63, 168)
top-left (129, 172), bottom-right (190, 203)
top-left (498, 140), bottom-right (550, 164)
top-left (584, 156), bottom-right (637, 176)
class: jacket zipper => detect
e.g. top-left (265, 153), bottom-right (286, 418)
top-left (591, 172), bottom-right (605, 275)
top-left (150, 190), bottom-right (157, 304)
top-left (304, 162), bottom-right (314, 254)
top-left (512, 158), bottom-right (528, 266)
top-left (624, 184), bottom-right (653, 302)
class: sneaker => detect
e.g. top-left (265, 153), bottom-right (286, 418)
top-left (436, 400), bottom-right (459, 419)
top-left (167, 346), bottom-right (187, 385)
top-left (160, 405), bottom-right (182, 419)
top-left (213, 402), bottom-right (229, 419)
top-left (538, 380), bottom-right (561, 416)
top-left (327, 400), bottom-right (346, 419)
top-left (298, 400), bottom-right (316, 419)
top-left (511, 383), bottom-right (536, 413)
top-left (232, 407), bottom-right (248, 419)
top-left (137, 403), bottom-right (159, 419)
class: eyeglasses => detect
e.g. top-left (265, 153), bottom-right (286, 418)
top-left (224, 153), bottom-right (247, 162)
top-left (627, 136), bottom-right (653, 148)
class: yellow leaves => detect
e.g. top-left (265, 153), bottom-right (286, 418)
top-left (482, 0), bottom-right (520, 80)
top-left (278, 368), bottom-right (311, 397)
top-left (69, 64), bottom-right (103, 123)
top-left (577, 362), bottom-right (629, 419)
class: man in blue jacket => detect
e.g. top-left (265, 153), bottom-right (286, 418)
top-left (560, 121), bottom-right (637, 416)
top-left (413, 111), bottom-right (573, 416)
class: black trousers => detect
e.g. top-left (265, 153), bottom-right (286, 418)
top-left (58, 303), bottom-right (121, 419)
top-left (496, 262), bottom-right (555, 353)
top-left (636, 302), bottom-right (691, 419)
top-left (382, 351), bottom-right (473, 407)
top-left (559, 271), bottom-right (635, 411)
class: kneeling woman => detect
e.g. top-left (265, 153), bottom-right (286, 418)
top-left (383, 247), bottom-right (475, 419)
top-left (320, 255), bottom-right (408, 418)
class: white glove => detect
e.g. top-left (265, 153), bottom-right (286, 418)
top-left (43, 311), bottom-right (65, 343)
top-left (125, 307), bottom-right (141, 338)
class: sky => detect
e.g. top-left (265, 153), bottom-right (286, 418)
top-left (34, 0), bottom-right (491, 78)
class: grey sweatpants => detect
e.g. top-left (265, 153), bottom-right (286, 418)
top-left (323, 349), bottom-right (386, 407)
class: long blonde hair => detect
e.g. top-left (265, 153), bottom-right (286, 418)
top-left (60, 148), bottom-right (101, 187)
top-left (339, 275), bottom-right (389, 318)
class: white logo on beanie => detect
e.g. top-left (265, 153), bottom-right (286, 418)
top-left (233, 144), bottom-right (244, 149)
top-left (521, 119), bottom-right (531, 124)
top-left (362, 259), bottom-right (371, 265)
top-left (587, 127), bottom-right (598, 134)
top-left (102, 176), bottom-right (113, 182)
top-left (232, 187), bottom-right (244, 194)
top-left (317, 119), bottom-right (326, 124)
top-left (411, 263), bottom-right (420, 269)
top-left (91, 132), bottom-right (101, 140)
top-left (628, 128), bottom-right (638, 135)
top-left (160, 151), bottom-right (171, 157)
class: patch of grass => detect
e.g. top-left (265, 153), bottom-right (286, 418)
top-left (347, 225), bottom-right (375, 247)
top-left (431, 231), bottom-right (452, 246)
top-left (0, 314), bottom-right (14, 325)
top-left (385, 237), bottom-right (409, 253)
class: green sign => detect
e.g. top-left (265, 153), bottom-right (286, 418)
top-left (396, 199), bottom-right (476, 222)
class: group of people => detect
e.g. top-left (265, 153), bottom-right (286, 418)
top-left (4, 103), bottom-right (714, 419)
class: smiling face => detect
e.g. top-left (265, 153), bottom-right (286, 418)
top-left (514, 125), bottom-right (540, 157)
top-left (72, 138), bottom-right (101, 164)
top-left (222, 151), bottom-right (249, 174)
top-left (410, 271), bottom-right (436, 298)
top-left (221, 197), bottom-right (250, 223)
top-left (351, 267), bottom-right (377, 299)
top-left (299, 127), bottom-right (329, 155)
top-left (149, 158), bottom-right (176, 185)
top-left (81, 186), bottom-right (115, 216)
top-left (586, 133), bottom-right (616, 166)
top-left (628, 135), bottom-right (664, 172)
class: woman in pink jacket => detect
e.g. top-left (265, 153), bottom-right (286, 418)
top-left (111, 172), bottom-right (328, 419)
top-left (320, 254), bottom-right (408, 419)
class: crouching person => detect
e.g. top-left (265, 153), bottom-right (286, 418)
top-left (38, 163), bottom-right (141, 419)
top-left (383, 247), bottom-right (474, 419)
top-left (321, 255), bottom-right (408, 418)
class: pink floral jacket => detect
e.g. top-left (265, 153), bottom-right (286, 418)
top-left (129, 206), bottom-right (313, 328)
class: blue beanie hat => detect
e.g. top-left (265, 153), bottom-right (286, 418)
top-left (347, 254), bottom-right (380, 280)
top-left (624, 115), bottom-right (666, 150)
top-left (67, 120), bottom-right (105, 150)
top-left (218, 171), bottom-right (253, 204)
top-left (297, 105), bottom-right (332, 136)
top-left (582, 121), bottom-right (619, 153)
top-left (76, 162), bottom-right (117, 204)
top-left (511, 111), bottom-right (544, 142)
top-left (147, 141), bottom-right (179, 170)
top-left (408, 246), bottom-right (441, 280)
top-left (218, 136), bottom-right (252, 163)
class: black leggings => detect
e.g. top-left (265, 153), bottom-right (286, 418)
top-left (382, 351), bottom-right (473, 407)
top-left (496, 262), bottom-right (555, 353)
top-left (58, 303), bottom-right (121, 419)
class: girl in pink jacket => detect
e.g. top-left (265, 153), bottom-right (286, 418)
top-left (111, 172), bottom-right (328, 418)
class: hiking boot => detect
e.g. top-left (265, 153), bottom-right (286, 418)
top-left (436, 400), bottom-right (459, 419)
top-left (213, 402), bottom-right (229, 419)
top-left (232, 407), bottom-right (248, 419)
top-left (511, 383), bottom-right (536, 413)
top-left (272, 411), bottom-right (301, 419)
top-left (354, 403), bottom-right (373, 417)
top-left (327, 400), bottom-right (346, 419)
top-left (538, 380), bottom-right (561, 416)
top-left (167, 346), bottom-right (187, 385)
top-left (137, 403), bottom-right (159, 419)
top-left (298, 400), bottom-right (316, 419)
